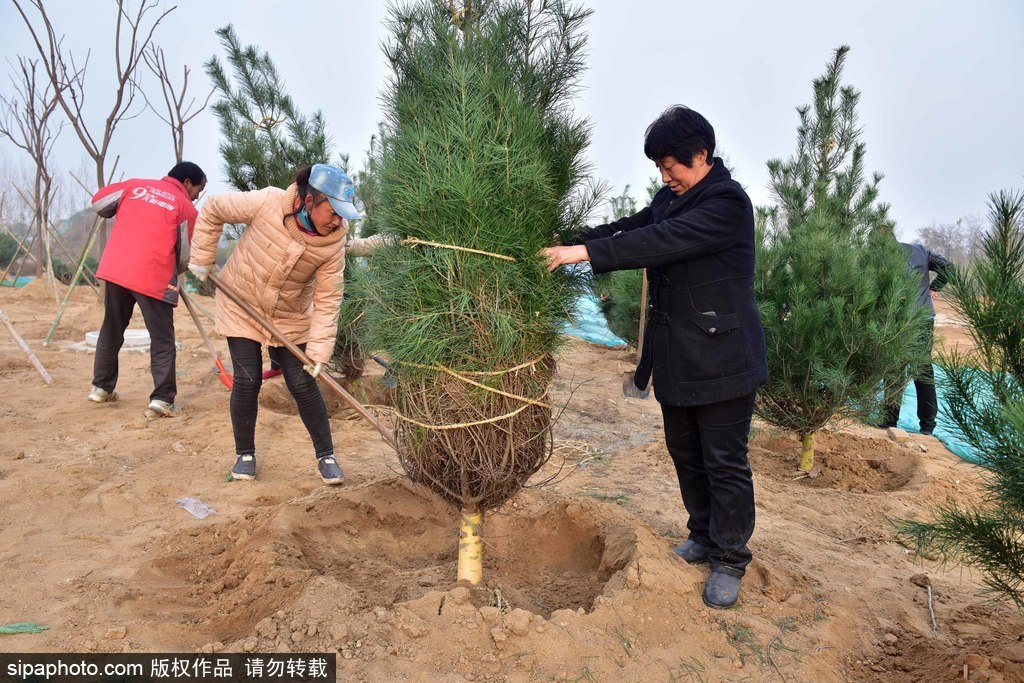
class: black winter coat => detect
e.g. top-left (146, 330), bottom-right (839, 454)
top-left (582, 160), bottom-right (767, 407)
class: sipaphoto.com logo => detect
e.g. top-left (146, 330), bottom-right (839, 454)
top-left (5, 656), bottom-right (142, 681)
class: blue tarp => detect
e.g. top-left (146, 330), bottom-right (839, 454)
top-left (892, 364), bottom-right (980, 464)
top-left (562, 293), bottom-right (627, 348)
top-left (0, 276), bottom-right (35, 287)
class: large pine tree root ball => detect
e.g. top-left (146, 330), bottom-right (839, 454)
top-left (393, 358), bottom-right (554, 584)
top-left (393, 357), bottom-right (553, 512)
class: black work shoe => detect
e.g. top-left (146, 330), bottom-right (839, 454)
top-left (317, 456), bottom-right (344, 485)
top-left (231, 454), bottom-right (256, 480)
top-left (672, 539), bottom-right (710, 564)
top-left (703, 571), bottom-right (742, 609)
top-left (920, 427), bottom-right (935, 436)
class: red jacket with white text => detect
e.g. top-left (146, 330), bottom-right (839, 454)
top-left (92, 176), bottom-right (198, 305)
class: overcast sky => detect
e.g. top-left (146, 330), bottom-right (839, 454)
top-left (1, 0), bottom-right (1021, 238)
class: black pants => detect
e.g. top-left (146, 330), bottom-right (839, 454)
top-left (227, 337), bottom-right (333, 458)
top-left (884, 326), bottom-right (937, 432)
top-left (661, 392), bottom-right (757, 577)
top-left (92, 281), bottom-right (177, 403)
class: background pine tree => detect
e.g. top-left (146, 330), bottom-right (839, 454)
top-left (204, 25), bottom-right (333, 192)
top-left (754, 46), bottom-right (929, 471)
top-left (591, 180), bottom-right (660, 347)
top-left (898, 190), bottom-right (1024, 608)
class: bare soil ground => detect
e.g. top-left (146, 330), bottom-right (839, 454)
top-left (0, 282), bottom-right (1021, 682)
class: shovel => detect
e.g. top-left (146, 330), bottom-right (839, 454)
top-left (622, 270), bottom-right (650, 399)
top-left (208, 273), bottom-right (398, 451)
top-left (371, 354), bottom-right (398, 389)
top-left (179, 287), bottom-right (233, 389)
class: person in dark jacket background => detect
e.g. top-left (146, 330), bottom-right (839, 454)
top-left (87, 161), bottom-right (206, 418)
top-left (542, 105), bottom-right (767, 608)
top-left (877, 242), bottom-right (953, 435)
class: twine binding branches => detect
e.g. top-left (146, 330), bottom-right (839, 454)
top-left (370, 355), bottom-right (551, 431)
top-left (401, 237), bottom-right (517, 262)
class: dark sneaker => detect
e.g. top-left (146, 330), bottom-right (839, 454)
top-left (672, 539), bottom-right (710, 564)
top-left (88, 386), bottom-right (118, 403)
top-left (231, 454), bottom-right (256, 480)
top-left (317, 456), bottom-right (344, 485)
top-left (920, 427), bottom-right (935, 436)
top-left (703, 571), bottom-right (742, 609)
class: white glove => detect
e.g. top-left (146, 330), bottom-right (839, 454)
top-left (187, 263), bottom-right (211, 281)
top-left (304, 362), bottom-right (325, 379)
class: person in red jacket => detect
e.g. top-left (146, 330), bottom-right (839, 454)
top-left (87, 162), bottom-right (206, 418)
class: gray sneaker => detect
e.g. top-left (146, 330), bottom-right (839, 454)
top-left (144, 399), bottom-right (180, 419)
top-left (317, 456), bottom-right (344, 485)
top-left (88, 386), bottom-right (118, 403)
top-left (231, 454), bottom-right (256, 480)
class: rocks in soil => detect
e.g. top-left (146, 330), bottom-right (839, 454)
top-left (887, 427), bottom-right (910, 442)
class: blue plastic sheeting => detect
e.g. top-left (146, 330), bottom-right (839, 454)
top-left (0, 276), bottom-right (35, 287)
top-left (562, 293), bottom-right (627, 348)
top-left (891, 364), bottom-right (980, 464)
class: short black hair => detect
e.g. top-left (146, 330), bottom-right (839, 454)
top-left (643, 105), bottom-right (716, 168)
top-left (167, 161), bottom-right (206, 185)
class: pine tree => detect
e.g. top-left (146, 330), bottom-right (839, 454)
top-left (362, 0), bottom-right (596, 583)
top-left (332, 145), bottom-right (383, 381)
top-left (754, 46), bottom-right (928, 472)
top-left (898, 190), bottom-right (1024, 607)
top-left (591, 181), bottom-right (660, 346)
top-left (204, 25), bottom-right (332, 192)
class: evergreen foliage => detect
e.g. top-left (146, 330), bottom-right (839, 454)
top-left (0, 232), bottom-right (18, 268)
top-left (361, 0), bottom-right (597, 511)
top-left (204, 24), bottom-right (332, 191)
top-left (754, 46), bottom-right (928, 470)
top-left (591, 181), bottom-right (660, 346)
top-left (898, 190), bottom-right (1024, 608)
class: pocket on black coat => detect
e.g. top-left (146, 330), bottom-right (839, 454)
top-left (666, 312), bottom-right (746, 383)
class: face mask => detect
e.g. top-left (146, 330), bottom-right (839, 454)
top-left (296, 205), bottom-right (315, 232)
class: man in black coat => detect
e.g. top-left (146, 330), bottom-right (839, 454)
top-left (543, 105), bottom-right (767, 608)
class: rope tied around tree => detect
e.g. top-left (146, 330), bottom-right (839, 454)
top-left (378, 355), bottom-right (551, 430)
top-left (400, 237), bottom-right (517, 262)
top-left (384, 354), bottom-right (556, 511)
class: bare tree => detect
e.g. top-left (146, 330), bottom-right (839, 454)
top-left (139, 44), bottom-right (214, 163)
top-left (11, 0), bottom-right (177, 254)
top-left (918, 214), bottom-right (988, 267)
top-left (0, 56), bottom-right (64, 292)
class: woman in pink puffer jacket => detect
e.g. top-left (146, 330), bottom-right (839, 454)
top-left (189, 164), bottom-right (380, 486)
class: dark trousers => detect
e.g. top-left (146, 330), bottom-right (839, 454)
top-left (661, 392), bottom-right (757, 577)
top-left (227, 337), bottom-right (334, 458)
top-left (884, 326), bottom-right (937, 432)
top-left (92, 281), bottom-right (177, 403)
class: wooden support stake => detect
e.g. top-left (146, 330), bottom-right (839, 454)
top-left (43, 216), bottom-right (103, 346)
top-left (0, 305), bottom-right (53, 385)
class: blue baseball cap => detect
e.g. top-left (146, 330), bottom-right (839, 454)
top-left (308, 164), bottom-right (361, 220)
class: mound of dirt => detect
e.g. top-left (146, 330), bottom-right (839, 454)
top-left (752, 429), bottom-right (922, 493)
